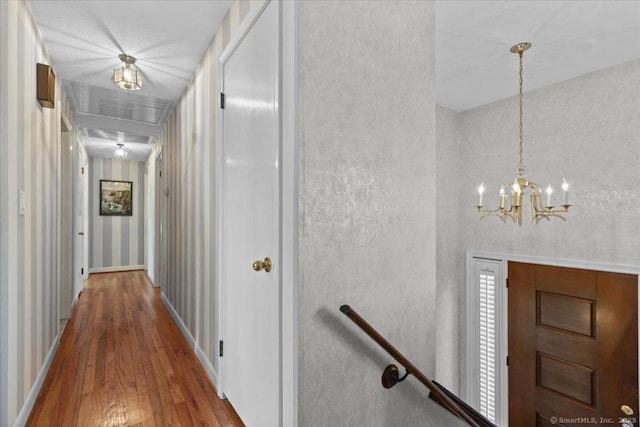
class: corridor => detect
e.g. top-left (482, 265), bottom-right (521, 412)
top-left (26, 271), bottom-right (243, 426)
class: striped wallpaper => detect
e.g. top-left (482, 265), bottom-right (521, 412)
top-left (153, 0), bottom-right (256, 375)
top-left (0, 0), bottom-right (79, 424)
top-left (89, 158), bottom-right (146, 271)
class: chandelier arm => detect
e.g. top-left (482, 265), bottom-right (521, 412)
top-left (533, 213), bottom-right (567, 224)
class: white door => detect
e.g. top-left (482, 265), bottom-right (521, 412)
top-left (75, 148), bottom-right (88, 294)
top-left (221, 2), bottom-right (280, 425)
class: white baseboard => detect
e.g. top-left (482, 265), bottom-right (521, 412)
top-left (161, 292), bottom-right (219, 390)
top-left (195, 345), bottom-right (219, 388)
top-left (145, 270), bottom-right (160, 288)
top-left (161, 292), bottom-right (196, 348)
top-left (89, 265), bottom-right (145, 274)
top-left (14, 332), bottom-right (61, 427)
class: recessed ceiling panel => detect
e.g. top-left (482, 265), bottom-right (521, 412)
top-left (68, 81), bottom-right (170, 125)
top-left (83, 128), bottom-right (153, 145)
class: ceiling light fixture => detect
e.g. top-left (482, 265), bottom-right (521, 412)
top-left (113, 54), bottom-right (142, 91)
top-left (476, 42), bottom-right (571, 225)
top-left (114, 143), bottom-right (128, 159)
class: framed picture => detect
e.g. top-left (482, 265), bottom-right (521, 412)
top-left (100, 179), bottom-right (133, 216)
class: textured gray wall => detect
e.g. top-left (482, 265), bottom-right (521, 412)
top-left (435, 59), bottom-right (640, 398)
top-left (435, 106), bottom-right (464, 394)
top-left (89, 157), bottom-right (146, 270)
top-left (0, 0), bottom-right (78, 423)
top-left (297, 2), bottom-right (463, 425)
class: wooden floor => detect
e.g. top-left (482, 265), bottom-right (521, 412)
top-left (27, 271), bottom-right (244, 427)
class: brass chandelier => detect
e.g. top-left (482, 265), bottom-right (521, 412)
top-left (476, 42), bottom-right (571, 225)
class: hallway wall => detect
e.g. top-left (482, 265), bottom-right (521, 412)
top-left (434, 59), bottom-right (640, 397)
top-left (296, 2), bottom-right (462, 425)
top-left (0, 0), bottom-right (78, 424)
top-left (89, 157), bottom-right (146, 271)
top-left (153, 0), bottom-right (256, 377)
top-left (434, 105), bottom-right (465, 394)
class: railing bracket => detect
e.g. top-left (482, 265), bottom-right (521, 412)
top-left (382, 364), bottom-right (410, 389)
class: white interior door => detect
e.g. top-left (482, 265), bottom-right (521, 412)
top-left (221, 2), bottom-right (280, 425)
top-left (75, 146), bottom-right (88, 294)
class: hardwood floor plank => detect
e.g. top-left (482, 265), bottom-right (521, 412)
top-left (27, 271), bottom-right (244, 426)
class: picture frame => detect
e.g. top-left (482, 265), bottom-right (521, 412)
top-left (100, 179), bottom-right (133, 216)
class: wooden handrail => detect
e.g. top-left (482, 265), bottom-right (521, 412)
top-left (340, 304), bottom-right (495, 427)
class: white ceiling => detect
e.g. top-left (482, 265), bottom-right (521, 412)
top-left (436, 1), bottom-right (640, 111)
top-left (29, 0), bottom-right (232, 160)
top-left (29, 1), bottom-right (640, 160)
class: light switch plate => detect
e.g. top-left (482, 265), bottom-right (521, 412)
top-left (19, 190), bottom-right (25, 215)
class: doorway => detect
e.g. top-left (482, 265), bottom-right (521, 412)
top-left (508, 262), bottom-right (638, 426)
top-left (219, 1), bottom-right (281, 425)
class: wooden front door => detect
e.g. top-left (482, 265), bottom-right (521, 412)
top-left (509, 262), bottom-right (638, 426)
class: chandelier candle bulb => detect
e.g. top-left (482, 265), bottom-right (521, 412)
top-left (562, 179), bottom-right (569, 205)
top-left (499, 186), bottom-right (506, 209)
top-left (546, 185), bottom-right (553, 207)
top-left (478, 183), bottom-right (485, 206)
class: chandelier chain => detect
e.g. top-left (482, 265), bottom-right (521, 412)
top-left (517, 50), bottom-right (525, 178)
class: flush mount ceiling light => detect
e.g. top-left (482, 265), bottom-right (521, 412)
top-left (476, 42), bottom-right (571, 225)
top-left (114, 143), bottom-right (128, 159)
top-left (113, 54), bottom-right (141, 91)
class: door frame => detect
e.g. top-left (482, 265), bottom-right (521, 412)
top-left (215, 1), bottom-right (298, 425)
top-left (59, 116), bottom-right (72, 324)
top-left (465, 250), bottom-right (640, 425)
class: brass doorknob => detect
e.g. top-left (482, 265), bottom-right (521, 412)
top-left (253, 257), bottom-right (272, 273)
top-left (622, 405), bottom-right (634, 416)
top-left (78, 232), bottom-right (85, 236)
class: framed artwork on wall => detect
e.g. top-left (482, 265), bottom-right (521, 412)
top-left (100, 179), bottom-right (133, 216)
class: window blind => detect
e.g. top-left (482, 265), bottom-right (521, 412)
top-left (479, 270), bottom-right (497, 423)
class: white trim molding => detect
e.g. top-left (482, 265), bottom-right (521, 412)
top-left (14, 332), bottom-right (61, 427)
top-left (89, 265), bottom-right (145, 274)
top-left (280, 1), bottom-right (298, 426)
top-left (161, 292), bottom-right (219, 389)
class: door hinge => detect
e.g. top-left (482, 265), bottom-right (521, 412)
top-left (506, 277), bottom-right (509, 288)
top-left (81, 167), bottom-right (85, 175)
top-left (81, 268), bottom-right (84, 275)
top-left (159, 170), bottom-right (162, 177)
top-left (219, 340), bottom-right (224, 357)
top-left (506, 356), bottom-right (509, 366)
top-left (220, 92), bottom-right (225, 109)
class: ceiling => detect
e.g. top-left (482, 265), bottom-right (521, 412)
top-left (29, 0), bottom-right (232, 160)
top-left (436, 1), bottom-right (640, 112)
top-left (29, 1), bottom-right (640, 160)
